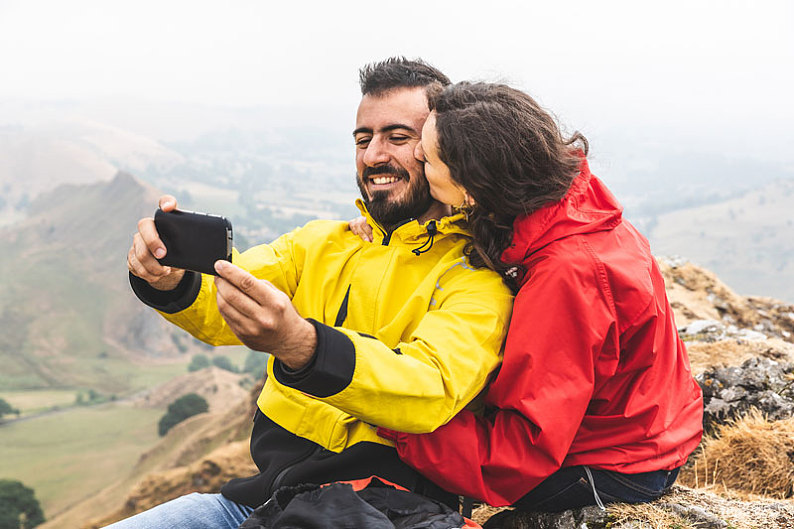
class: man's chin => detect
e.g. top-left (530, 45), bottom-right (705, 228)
top-left (364, 195), bottom-right (436, 230)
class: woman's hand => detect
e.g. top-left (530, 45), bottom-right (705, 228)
top-left (349, 216), bottom-right (373, 243)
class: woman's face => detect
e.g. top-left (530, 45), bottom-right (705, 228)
top-left (416, 112), bottom-right (469, 207)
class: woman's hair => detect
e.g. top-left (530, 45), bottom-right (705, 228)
top-left (430, 82), bottom-right (588, 286)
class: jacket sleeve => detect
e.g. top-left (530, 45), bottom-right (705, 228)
top-left (273, 261), bottom-right (513, 434)
top-left (388, 250), bottom-right (618, 506)
top-left (134, 229), bottom-right (303, 346)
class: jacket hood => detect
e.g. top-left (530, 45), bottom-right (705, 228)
top-left (355, 198), bottom-right (470, 244)
top-left (501, 158), bottom-right (623, 265)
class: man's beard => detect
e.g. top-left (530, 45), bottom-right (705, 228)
top-left (357, 164), bottom-right (435, 232)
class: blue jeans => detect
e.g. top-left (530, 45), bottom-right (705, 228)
top-left (102, 493), bottom-right (254, 529)
top-left (513, 466), bottom-right (680, 512)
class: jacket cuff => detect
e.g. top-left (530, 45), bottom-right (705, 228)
top-left (272, 319), bottom-right (355, 398)
top-left (129, 271), bottom-right (202, 314)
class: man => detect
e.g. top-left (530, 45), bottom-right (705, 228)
top-left (114, 58), bottom-right (513, 528)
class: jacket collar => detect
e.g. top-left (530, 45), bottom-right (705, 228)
top-left (355, 198), bottom-right (470, 244)
top-left (501, 158), bottom-right (623, 265)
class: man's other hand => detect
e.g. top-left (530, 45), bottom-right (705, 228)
top-left (213, 261), bottom-right (317, 370)
top-left (127, 195), bottom-right (186, 290)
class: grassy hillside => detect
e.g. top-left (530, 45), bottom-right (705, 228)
top-left (0, 365), bottom-right (253, 522)
top-left (649, 179), bottom-right (794, 303)
top-left (0, 403), bottom-right (162, 517)
top-left (0, 173), bottom-right (210, 392)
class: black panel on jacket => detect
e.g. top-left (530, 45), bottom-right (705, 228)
top-left (128, 271), bottom-right (202, 314)
top-left (272, 319), bottom-right (356, 398)
top-left (220, 410), bottom-right (457, 510)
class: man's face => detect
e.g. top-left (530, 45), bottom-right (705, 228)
top-left (353, 86), bottom-right (437, 230)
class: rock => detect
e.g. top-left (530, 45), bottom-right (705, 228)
top-left (659, 502), bottom-right (728, 528)
top-left (697, 356), bottom-right (794, 432)
top-left (482, 506), bottom-right (609, 529)
top-left (679, 319), bottom-right (769, 343)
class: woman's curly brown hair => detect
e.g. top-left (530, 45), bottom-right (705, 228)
top-left (430, 82), bottom-right (588, 289)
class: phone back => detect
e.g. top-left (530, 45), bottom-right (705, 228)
top-left (154, 209), bottom-right (233, 275)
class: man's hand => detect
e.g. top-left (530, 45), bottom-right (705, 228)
top-left (127, 195), bottom-right (186, 291)
top-left (213, 260), bottom-right (317, 370)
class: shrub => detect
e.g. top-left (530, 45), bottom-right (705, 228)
top-left (158, 393), bottom-right (209, 436)
top-left (243, 350), bottom-right (267, 375)
top-left (187, 354), bottom-right (210, 372)
top-left (0, 398), bottom-right (19, 420)
top-left (0, 479), bottom-right (45, 528)
top-left (211, 355), bottom-right (238, 373)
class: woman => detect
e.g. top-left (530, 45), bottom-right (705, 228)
top-left (352, 82), bottom-right (703, 512)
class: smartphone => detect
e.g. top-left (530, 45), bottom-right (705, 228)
top-left (154, 208), bottom-right (233, 275)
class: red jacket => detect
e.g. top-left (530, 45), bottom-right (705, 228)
top-left (386, 160), bottom-right (704, 506)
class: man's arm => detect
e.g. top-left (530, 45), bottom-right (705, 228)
top-left (270, 261), bottom-right (513, 434)
top-left (212, 260), bottom-right (316, 369)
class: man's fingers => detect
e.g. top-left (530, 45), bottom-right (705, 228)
top-left (138, 217), bottom-right (168, 259)
top-left (130, 233), bottom-right (171, 279)
top-left (133, 233), bottom-right (169, 275)
top-left (214, 261), bottom-right (281, 305)
top-left (214, 275), bottom-right (265, 321)
top-left (158, 194), bottom-right (178, 212)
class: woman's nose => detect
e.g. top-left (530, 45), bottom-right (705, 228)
top-left (414, 141), bottom-right (425, 162)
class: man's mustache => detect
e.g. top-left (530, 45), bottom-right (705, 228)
top-left (362, 165), bottom-right (410, 181)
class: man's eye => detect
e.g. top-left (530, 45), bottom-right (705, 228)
top-left (390, 136), bottom-right (409, 143)
top-left (355, 138), bottom-right (371, 147)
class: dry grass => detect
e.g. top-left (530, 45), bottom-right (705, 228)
top-left (612, 486), bottom-right (794, 529)
top-left (680, 411), bottom-right (794, 499)
top-left (473, 487), bottom-right (794, 529)
top-left (686, 338), bottom-right (794, 375)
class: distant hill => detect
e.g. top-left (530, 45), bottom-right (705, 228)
top-left (0, 172), bottom-right (205, 391)
top-left (0, 118), bottom-right (183, 226)
top-left (649, 179), bottom-right (794, 303)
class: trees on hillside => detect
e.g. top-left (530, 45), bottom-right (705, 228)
top-left (211, 355), bottom-right (238, 373)
top-left (0, 480), bottom-right (44, 529)
top-left (187, 353), bottom-right (241, 374)
top-left (158, 393), bottom-right (209, 436)
top-left (0, 398), bottom-right (20, 421)
top-left (243, 350), bottom-right (267, 376)
top-left (187, 354), bottom-right (211, 372)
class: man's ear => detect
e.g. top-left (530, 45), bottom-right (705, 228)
top-left (464, 191), bottom-right (476, 207)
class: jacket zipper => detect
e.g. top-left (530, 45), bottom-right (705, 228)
top-left (380, 218), bottom-right (414, 246)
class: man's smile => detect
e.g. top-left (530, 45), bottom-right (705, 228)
top-left (370, 175), bottom-right (402, 185)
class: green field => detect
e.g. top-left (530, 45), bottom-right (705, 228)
top-left (0, 402), bottom-right (162, 519)
top-left (0, 389), bottom-right (76, 416)
top-left (0, 348), bottom-right (251, 520)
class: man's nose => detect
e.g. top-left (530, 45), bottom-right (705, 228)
top-left (362, 138), bottom-right (390, 167)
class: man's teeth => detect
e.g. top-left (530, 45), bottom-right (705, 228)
top-left (371, 176), bottom-right (399, 185)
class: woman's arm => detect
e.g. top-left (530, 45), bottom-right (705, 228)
top-left (387, 253), bottom-right (616, 506)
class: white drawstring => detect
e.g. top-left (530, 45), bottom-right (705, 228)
top-left (584, 466), bottom-right (607, 511)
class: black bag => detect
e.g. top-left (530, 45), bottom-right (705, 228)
top-left (239, 476), bottom-right (479, 529)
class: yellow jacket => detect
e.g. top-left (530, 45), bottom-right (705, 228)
top-left (145, 203), bottom-right (513, 453)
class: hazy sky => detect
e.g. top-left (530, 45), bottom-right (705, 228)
top-left (1, 0), bottom-right (792, 161)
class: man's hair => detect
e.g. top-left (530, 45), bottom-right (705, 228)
top-left (359, 57), bottom-right (451, 97)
